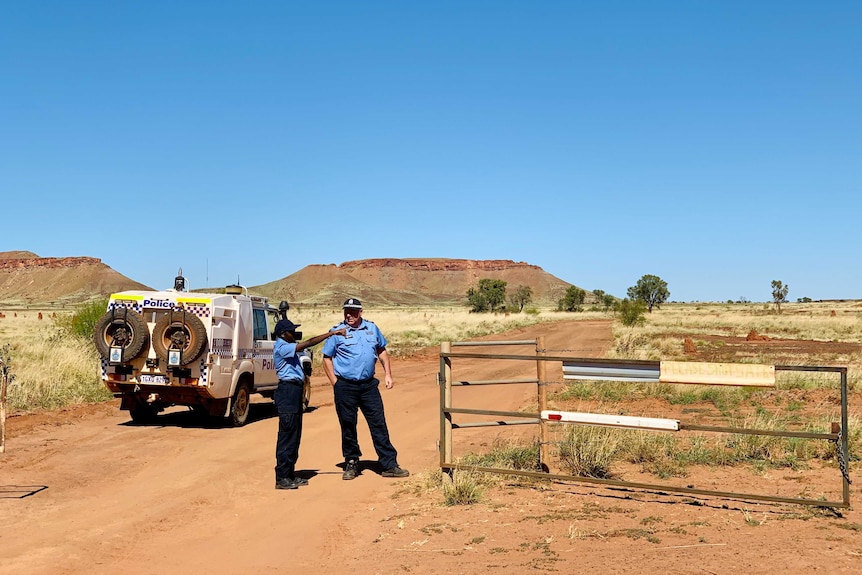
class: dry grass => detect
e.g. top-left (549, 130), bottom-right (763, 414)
top-left (288, 306), bottom-right (605, 356)
top-left (611, 300), bottom-right (862, 350)
top-left (546, 300), bottom-right (862, 489)
top-left (0, 306), bottom-right (601, 413)
top-left (0, 309), bottom-right (110, 411)
top-left (2, 300), bottom-right (861, 417)
top-left (609, 301), bottom-right (862, 386)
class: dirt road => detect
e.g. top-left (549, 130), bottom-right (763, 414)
top-left (2, 319), bottom-right (860, 574)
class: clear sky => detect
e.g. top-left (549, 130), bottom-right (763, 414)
top-left (2, 1), bottom-right (859, 303)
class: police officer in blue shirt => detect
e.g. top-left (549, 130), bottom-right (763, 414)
top-left (322, 298), bottom-right (409, 480)
top-left (273, 318), bottom-right (345, 490)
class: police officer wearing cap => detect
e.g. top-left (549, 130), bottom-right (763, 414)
top-left (273, 317), bottom-right (345, 490)
top-left (322, 297), bottom-right (410, 480)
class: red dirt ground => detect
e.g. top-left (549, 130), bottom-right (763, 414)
top-left (1, 320), bottom-right (860, 574)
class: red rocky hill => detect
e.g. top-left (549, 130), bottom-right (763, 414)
top-left (253, 258), bottom-right (578, 308)
top-left (0, 254), bottom-right (583, 309)
top-left (0, 252), bottom-right (150, 306)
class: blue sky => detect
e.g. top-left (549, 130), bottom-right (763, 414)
top-left (2, 1), bottom-right (859, 302)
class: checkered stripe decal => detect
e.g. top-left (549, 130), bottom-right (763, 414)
top-left (199, 357), bottom-right (208, 385)
top-left (152, 304), bottom-right (211, 318)
top-left (108, 300), bottom-right (210, 319)
top-left (237, 348), bottom-right (274, 360)
top-left (183, 303), bottom-right (210, 318)
top-left (107, 302), bottom-right (211, 318)
top-left (213, 338), bottom-right (233, 358)
top-left (108, 302), bottom-right (143, 313)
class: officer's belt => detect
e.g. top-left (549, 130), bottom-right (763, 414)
top-left (339, 376), bottom-right (375, 384)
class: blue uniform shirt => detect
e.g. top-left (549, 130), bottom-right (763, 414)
top-left (274, 338), bottom-right (304, 382)
top-left (322, 319), bottom-right (387, 381)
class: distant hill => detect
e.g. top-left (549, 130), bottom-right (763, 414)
top-left (252, 258), bottom-right (577, 308)
top-left (0, 252), bottom-right (151, 306)
top-left (0, 250), bottom-right (39, 259)
top-left (0, 253), bottom-right (583, 309)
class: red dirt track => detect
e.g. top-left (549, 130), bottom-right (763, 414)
top-left (2, 320), bottom-right (860, 574)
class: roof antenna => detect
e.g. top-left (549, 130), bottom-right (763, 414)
top-left (174, 268), bottom-right (186, 292)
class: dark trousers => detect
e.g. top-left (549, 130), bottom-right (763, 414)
top-left (333, 376), bottom-right (398, 470)
top-left (274, 380), bottom-right (304, 480)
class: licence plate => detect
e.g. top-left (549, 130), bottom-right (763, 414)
top-left (139, 374), bottom-right (169, 384)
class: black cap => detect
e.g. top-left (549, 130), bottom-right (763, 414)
top-left (275, 319), bottom-right (301, 337)
top-left (342, 297), bottom-right (362, 309)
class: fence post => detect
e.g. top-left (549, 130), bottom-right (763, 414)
top-left (536, 336), bottom-right (548, 471)
top-left (439, 341), bottom-right (452, 469)
top-left (1, 359), bottom-right (7, 454)
top-left (841, 368), bottom-right (850, 506)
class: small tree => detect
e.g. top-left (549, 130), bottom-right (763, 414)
top-left (466, 279), bottom-right (507, 312)
top-left (592, 290), bottom-right (615, 312)
top-left (509, 285), bottom-right (533, 312)
top-left (771, 280), bottom-right (789, 314)
top-left (627, 274), bottom-right (670, 312)
top-left (558, 286), bottom-right (586, 312)
top-left (617, 298), bottom-right (647, 326)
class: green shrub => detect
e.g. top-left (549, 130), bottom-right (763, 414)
top-left (55, 298), bottom-right (109, 340)
top-left (621, 430), bottom-right (689, 478)
top-left (618, 298), bottom-right (647, 327)
top-left (558, 425), bottom-right (620, 478)
top-left (462, 438), bottom-right (541, 471)
top-left (442, 470), bottom-right (485, 505)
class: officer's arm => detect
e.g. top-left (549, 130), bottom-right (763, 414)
top-left (378, 348), bottom-right (394, 389)
top-left (295, 328), bottom-right (346, 352)
top-left (322, 356), bottom-right (336, 385)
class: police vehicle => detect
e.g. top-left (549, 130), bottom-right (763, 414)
top-left (93, 271), bottom-right (312, 425)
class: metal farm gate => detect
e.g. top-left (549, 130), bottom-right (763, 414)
top-left (438, 339), bottom-right (851, 508)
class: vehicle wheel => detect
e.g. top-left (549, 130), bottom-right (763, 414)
top-left (93, 307), bottom-right (149, 361)
top-left (228, 381), bottom-right (251, 427)
top-left (152, 311), bottom-right (207, 365)
top-left (302, 376), bottom-right (312, 411)
top-left (129, 401), bottom-right (159, 424)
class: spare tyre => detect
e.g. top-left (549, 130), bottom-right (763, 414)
top-left (151, 310), bottom-right (207, 365)
top-left (93, 307), bottom-right (150, 361)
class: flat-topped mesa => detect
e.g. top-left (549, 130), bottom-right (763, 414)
top-left (0, 256), bottom-right (102, 271)
top-left (339, 258), bottom-right (541, 272)
top-left (254, 257), bottom-right (576, 308)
